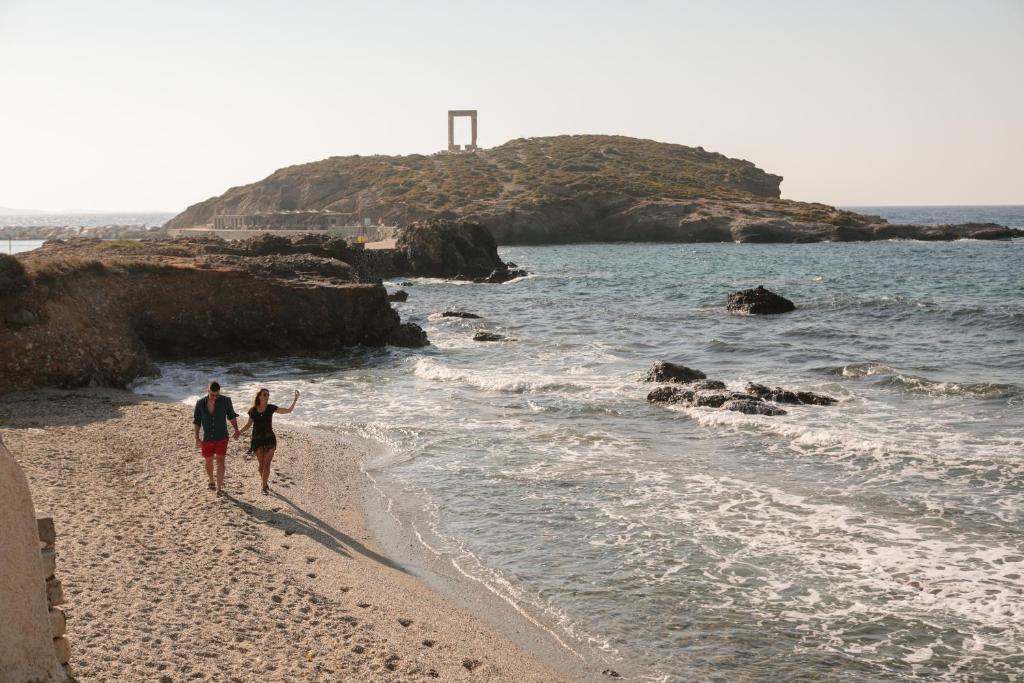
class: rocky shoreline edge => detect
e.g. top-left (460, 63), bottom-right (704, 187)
top-left (0, 220), bottom-right (523, 390)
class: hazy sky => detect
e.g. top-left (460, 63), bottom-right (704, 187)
top-left (1, 0), bottom-right (1021, 211)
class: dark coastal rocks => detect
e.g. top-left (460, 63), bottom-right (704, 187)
top-left (644, 361), bottom-right (706, 383)
top-left (5, 308), bottom-right (39, 329)
top-left (244, 254), bottom-right (355, 281)
top-left (647, 386), bottom-right (692, 403)
top-left (442, 311), bottom-right (481, 319)
top-left (726, 285), bottom-right (795, 315)
top-left (721, 399), bottom-right (788, 416)
top-left (387, 323), bottom-right (429, 347)
top-left (396, 219), bottom-right (512, 281)
top-left (387, 290), bottom-right (408, 302)
top-left (745, 382), bottom-right (837, 405)
top-left (690, 379), bottom-right (727, 391)
top-left (646, 386), bottom-right (789, 416)
top-left (967, 225), bottom-right (1015, 240)
top-left (473, 331), bottom-right (507, 342)
top-left (692, 391), bottom-right (753, 408)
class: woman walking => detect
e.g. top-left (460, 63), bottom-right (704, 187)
top-left (239, 388), bottom-right (299, 494)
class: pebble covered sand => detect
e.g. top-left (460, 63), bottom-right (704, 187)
top-left (0, 389), bottom-right (566, 682)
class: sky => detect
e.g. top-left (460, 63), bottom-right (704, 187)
top-left (0, 0), bottom-right (1021, 212)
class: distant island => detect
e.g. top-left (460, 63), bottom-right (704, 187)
top-left (168, 135), bottom-right (1018, 244)
top-left (0, 206), bottom-right (46, 215)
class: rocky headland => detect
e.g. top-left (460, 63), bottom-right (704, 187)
top-left (167, 135), bottom-right (1021, 244)
top-left (0, 235), bottom-right (434, 390)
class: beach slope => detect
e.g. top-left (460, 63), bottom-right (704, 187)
top-left (0, 390), bottom-right (567, 682)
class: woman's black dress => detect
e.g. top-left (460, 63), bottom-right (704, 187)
top-left (248, 404), bottom-right (278, 453)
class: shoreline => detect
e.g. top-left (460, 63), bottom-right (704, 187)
top-left (0, 389), bottom-right (577, 681)
top-left (357, 461), bottom-right (621, 681)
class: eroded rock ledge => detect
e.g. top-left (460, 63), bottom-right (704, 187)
top-left (0, 238), bottom-right (427, 390)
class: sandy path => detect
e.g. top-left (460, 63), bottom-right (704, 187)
top-left (1, 390), bottom-right (568, 682)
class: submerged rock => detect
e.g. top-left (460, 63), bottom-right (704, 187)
top-left (387, 290), bottom-right (408, 302)
top-left (473, 331), bottom-right (507, 342)
top-left (726, 285), bottom-right (795, 315)
top-left (442, 311), bottom-right (481, 319)
top-left (644, 361), bottom-right (706, 383)
top-left (692, 391), bottom-right (753, 408)
top-left (647, 386), bottom-right (694, 404)
top-left (690, 379), bottom-right (727, 391)
top-left (721, 399), bottom-right (788, 416)
top-left (745, 382), bottom-right (836, 405)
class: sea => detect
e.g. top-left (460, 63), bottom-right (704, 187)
top-left (21, 206), bottom-right (1024, 680)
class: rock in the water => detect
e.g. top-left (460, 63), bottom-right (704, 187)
top-left (442, 311), bottom-right (481, 319)
top-left (644, 361), bottom-right (707, 383)
top-left (647, 386), bottom-right (694, 403)
top-left (690, 379), bottom-right (727, 391)
top-left (473, 331), bottom-right (506, 342)
top-left (693, 391), bottom-right (753, 408)
top-left (721, 399), bottom-right (788, 416)
top-left (647, 387), bottom-right (750, 408)
top-left (968, 226), bottom-right (1014, 240)
top-left (726, 285), bottom-right (795, 315)
top-left (387, 290), bottom-right (408, 302)
top-left (387, 323), bottom-right (429, 347)
top-left (745, 382), bottom-right (836, 405)
top-left (397, 218), bottom-right (512, 280)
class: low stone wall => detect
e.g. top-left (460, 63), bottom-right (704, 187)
top-left (0, 438), bottom-right (69, 683)
top-left (38, 517), bottom-right (73, 676)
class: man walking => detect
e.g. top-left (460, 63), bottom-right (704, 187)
top-left (193, 381), bottom-right (240, 495)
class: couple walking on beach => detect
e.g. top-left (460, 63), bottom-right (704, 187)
top-left (192, 381), bottom-right (299, 496)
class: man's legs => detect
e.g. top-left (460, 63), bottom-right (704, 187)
top-left (215, 455), bottom-right (226, 492)
top-left (204, 455), bottom-right (215, 488)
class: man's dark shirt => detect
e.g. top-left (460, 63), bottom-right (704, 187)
top-left (193, 395), bottom-right (238, 442)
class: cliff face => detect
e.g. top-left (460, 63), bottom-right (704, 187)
top-left (0, 238), bottom-right (423, 390)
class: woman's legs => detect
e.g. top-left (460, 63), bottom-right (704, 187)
top-left (261, 448), bottom-right (276, 491)
top-left (254, 449), bottom-right (268, 488)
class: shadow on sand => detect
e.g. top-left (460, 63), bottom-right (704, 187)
top-left (224, 489), bottom-right (408, 574)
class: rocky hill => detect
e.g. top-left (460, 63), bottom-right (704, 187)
top-left (168, 135), bottom-right (1019, 244)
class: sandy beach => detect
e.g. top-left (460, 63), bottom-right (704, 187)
top-left (0, 389), bottom-right (571, 682)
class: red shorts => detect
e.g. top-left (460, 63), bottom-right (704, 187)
top-left (200, 439), bottom-right (229, 458)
